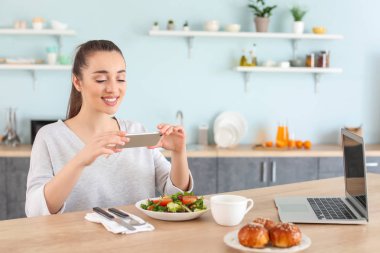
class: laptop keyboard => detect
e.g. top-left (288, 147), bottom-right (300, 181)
top-left (307, 198), bottom-right (357, 220)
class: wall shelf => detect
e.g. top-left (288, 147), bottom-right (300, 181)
top-left (236, 66), bottom-right (343, 93)
top-left (0, 28), bottom-right (76, 90)
top-left (0, 64), bottom-right (72, 90)
top-left (149, 30), bottom-right (343, 93)
top-left (0, 29), bottom-right (76, 36)
top-left (0, 28), bottom-right (76, 55)
top-left (149, 30), bottom-right (343, 58)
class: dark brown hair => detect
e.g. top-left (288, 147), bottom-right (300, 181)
top-left (66, 40), bottom-right (124, 119)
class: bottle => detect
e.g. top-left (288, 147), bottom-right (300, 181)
top-left (306, 53), bottom-right (315, 67)
top-left (249, 50), bottom-right (257, 66)
top-left (240, 49), bottom-right (248, 66)
top-left (198, 124), bottom-right (209, 146)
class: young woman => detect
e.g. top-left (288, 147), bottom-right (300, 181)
top-left (25, 40), bottom-right (192, 216)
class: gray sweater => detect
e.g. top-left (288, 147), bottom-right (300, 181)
top-left (25, 119), bottom-right (193, 217)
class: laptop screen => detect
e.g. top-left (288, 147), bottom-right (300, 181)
top-left (342, 130), bottom-right (368, 220)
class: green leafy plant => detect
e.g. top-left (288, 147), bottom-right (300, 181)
top-left (290, 5), bottom-right (307, 21)
top-left (248, 0), bottom-right (277, 18)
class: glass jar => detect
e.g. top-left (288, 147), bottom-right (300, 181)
top-left (306, 53), bottom-right (315, 67)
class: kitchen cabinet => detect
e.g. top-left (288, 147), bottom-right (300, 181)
top-left (0, 158), bottom-right (6, 220)
top-left (268, 158), bottom-right (318, 186)
top-left (0, 158), bottom-right (29, 220)
top-left (217, 158), bottom-right (268, 193)
top-left (5, 158), bottom-right (29, 219)
top-left (318, 157), bottom-right (344, 179)
top-left (318, 156), bottom-right (380, 178)
top-left (188, 158), bottom-right (217, 195)
top-left (217, 157), bottom-right (319, 193)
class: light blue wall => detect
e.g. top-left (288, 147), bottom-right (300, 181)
top-left (0, 0), bottom-right (379, 145)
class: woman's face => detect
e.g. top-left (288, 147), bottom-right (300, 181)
top-left (74, 50), bottom-right (126, 116)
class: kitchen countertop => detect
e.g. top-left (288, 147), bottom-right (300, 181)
top-left (2, 144), bottom-right (380, 158)
top-left (1, 174), bottom-right (379, 253)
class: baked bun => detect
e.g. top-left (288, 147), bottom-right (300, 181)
top-left (269, 223), bottom-right (302, 248)
top-left (238, 223), bottom-right (269, 248)
top-left (252, 217), bottom-right (276, 231)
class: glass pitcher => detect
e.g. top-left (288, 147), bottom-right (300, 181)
top-left (276, 122), bottom-right (289, 148)
top-left (2, 107), bottom-right (21, 147)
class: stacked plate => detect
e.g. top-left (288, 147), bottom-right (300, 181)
top-left (214, 111), bottom-right (248, 148)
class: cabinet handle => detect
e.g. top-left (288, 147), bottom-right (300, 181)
top-left (366, 163), bottom-right (379, 167)
top-left (261, 162), bottom-right (267, 183)
top-left (271, 161), bottom-right (277, 183)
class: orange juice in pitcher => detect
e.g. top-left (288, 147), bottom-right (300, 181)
top-left (276, 122), bottom-right (289, 148)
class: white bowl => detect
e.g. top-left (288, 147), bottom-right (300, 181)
top-left (135, 198), bottom-right (210, 221)
top-left (32, 22), bottom-right (44, 30)
top-left (51, 20), bottom-right (68, 30)
top-left (204, 20), bottom-right (219, 32)
top-left (224, 24), bottom-right (241, 32)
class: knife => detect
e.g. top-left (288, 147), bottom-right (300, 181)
top-left (108, 208), bottom-right (145, 226)
top-left (93, 207), bottom-right (136, 231)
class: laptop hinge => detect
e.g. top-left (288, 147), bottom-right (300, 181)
top-left (346, 197), bottom-right (365, 219)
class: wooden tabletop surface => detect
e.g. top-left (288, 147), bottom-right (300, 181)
top-left (0, 174), bottom-right (379, 253)
top-left (3, 144), bottom-right (380, 158)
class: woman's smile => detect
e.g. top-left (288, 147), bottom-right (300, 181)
top-left (101, 96), bottom-right (119, 106)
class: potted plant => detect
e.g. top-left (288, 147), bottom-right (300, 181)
top-left (151, 21), bottom-right (159, 31)
top-left (183, 21), bottom-right (190, 31)
top-left (248, 0), bottom-right (277, 33)
top-left (167, 20), bottom-right (175, 31)
top-left (290, 5), bottom-right (307, 34)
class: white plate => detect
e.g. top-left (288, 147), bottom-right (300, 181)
top-left (224, 230), bottom-right (311, 253)
top-left (214, 111), bottom-right (248, 148)
top-left (135, 198), bottom-right (210, 221)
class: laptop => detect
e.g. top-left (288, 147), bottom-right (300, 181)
top-left (274, 128), bottom-right (369, 224)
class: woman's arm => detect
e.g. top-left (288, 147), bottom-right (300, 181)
top-left (169, 148), bottom-right (190, 190)
top-left (27, 130), bottom-right (128, 215)
top-left (155, 124), bottom-right (191, 191)
top-left (44, 131), bottom-right (128, 214)
top-left (43, 157), bottom-right (85, 214)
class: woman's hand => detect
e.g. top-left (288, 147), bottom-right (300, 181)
top-left (154, 124), bottom-right (186, 153)
top-left (75, 131), bottom-right (129, 167)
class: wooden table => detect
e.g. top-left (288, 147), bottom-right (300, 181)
top-left (1, 174), bottom-right (379, 253)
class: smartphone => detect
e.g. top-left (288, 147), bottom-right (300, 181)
top-left (118, 132), bottom-right (162, 149)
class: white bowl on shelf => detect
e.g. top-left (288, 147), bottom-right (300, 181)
top-left (32, 22), bottom-right (44, 30)
top-left (224, 24), bottom-right (241, 32)
top-left (51, 20), bottom-right (68, 30)
top-left (204, 20), bottom-right (220, 32)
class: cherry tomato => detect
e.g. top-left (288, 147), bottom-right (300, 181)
top-left (181, 195), bottom-right (198, 205)
top-left (153, 197), bottom-right (173, 206)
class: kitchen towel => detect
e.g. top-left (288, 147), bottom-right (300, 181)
top-left (85, 212), bottom-right (155, 234)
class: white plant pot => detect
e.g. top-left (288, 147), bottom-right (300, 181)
top-left (293, 21), bottom-right (304, 34)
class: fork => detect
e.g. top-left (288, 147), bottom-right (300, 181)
top-left (108, 208), bottom-right (146, 226)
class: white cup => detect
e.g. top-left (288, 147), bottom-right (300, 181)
top-left (47, 52), bottom-right (57, 65)
top-left (210, 195), bottom-right (254, 226)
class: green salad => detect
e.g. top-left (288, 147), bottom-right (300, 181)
top-left (140, 192), bottom-right (207, 213)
